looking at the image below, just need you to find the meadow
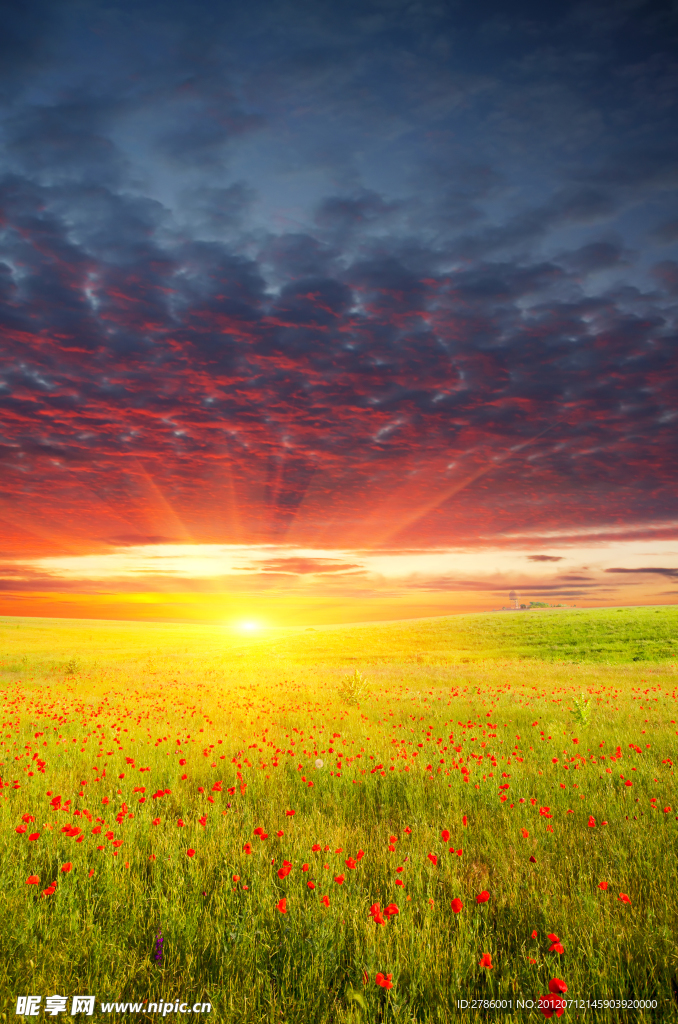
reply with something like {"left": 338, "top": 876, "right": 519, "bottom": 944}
{"left": 1, "top": 606, "right": 677, "bottom": 1023}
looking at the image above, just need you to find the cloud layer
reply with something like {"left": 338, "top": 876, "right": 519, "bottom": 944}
{"left": 0, "top": 0, "right": 677, "bottom": 619}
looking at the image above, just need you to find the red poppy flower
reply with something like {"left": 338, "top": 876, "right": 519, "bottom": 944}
{"left": 61, "top": 863, "right": 72, "bottom": 873}
{"left": 311, "top": 843, "right": 321, "bottom": 852}
{"left": 320, "top": 895, "right": 329, "bottom": 907}
{"left": 276, "top": 830, "right": 284, "bottom": 837}
{"left": 450, "top": 898, "right": 463, "bottom": 913}
{"left": 529, "top": 856, "right": 537, "bottom": 863}
{"left": 334, "top": 874, "right": 345, "bottom": 885}
{"left": 232, "top": 874, "right": 240, "bottom": 882}
{"left": 548, "top": 934, "right": 564, "bottom": 954}
{"left": 28, "top": 833, "right": 40, "bottom": 841}
{"left": 356, "top": 849, "right": 365, "bottom": 860}
{"left": 16, "top": 824, "right": 27, "bottom": 834}
{"left": 538, "top": 993, "right": 567, "bottom": 1018}
{"left": 152, "top": 818, "right": 160, "bottom": 826}
{"left": 285, "top": 810, "right": 295, "bottom": 816}
{"left": 598, "top": 881, "right": 608, "bottom": 890}
{"left": 26, "top": 875, "right": 39, "bottom": 885}
{"left": 588, "top": 816, "right": 596, "bottom": 827}
{"left": 384, "top": 903, "right": 399, "bottom": 918}
{"left": 427, "top": 853, "right": 437, "bottom": 866}
{"left": 276, "top": 898, "right": 287, "bottom": 914}
{"left": 186, "top": 849, "right": 195, "bottom": 858}
{"left": 404, "top": 826, "right": 412, "bottom": 834}
{"left": 462, "top": 815, "right": 467, "bottom": 826}
{"left": 618, "top": 892, "right": 631, "bottom": 904}
{"left": 278, "top": 862, "right": 292, "bottom": 880}
{"left": 302, "top": 863, "right": 309, "bottom": 872}
{"left": 549, "top": 979, "right": 568, "bottom": 994}
{"left": 476, "top": 890, "right": 490, "bottom": 904}
{"left": 479, "top": 953, "right": 493, "bottom": 969}
{"left": 441, "top": 829, "right": 450, "bottom": 841}
{"left": 307, "top": 881, "right": 316, "bottom": 889}
{"left": 521, "top": 828, "right": 529, "bottom": 838}
{"left": 531, "top": 930, "right": 538, "bottom": 939}
{"left": 22, "top": 814, "right": 36, "bottom": 823}
{"left": 345, "top": 857, "right": 356, "bottom": 869}
{"left": 177, "top": 819, "right": 185, "bottom": 827}
{"left": 243, "top": 842, "right": 252, "bottom": 854}
{"left": 375, "top": 973, "right": 393, "bottom": 989}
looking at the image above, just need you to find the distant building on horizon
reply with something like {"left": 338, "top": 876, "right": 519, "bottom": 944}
{"left": 509, "top": 590, "right": 520, "bottom": 610}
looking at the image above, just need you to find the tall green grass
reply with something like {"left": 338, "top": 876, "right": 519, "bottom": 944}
{"left": 0, "top": 609, "right": 677, "bottom": 1022}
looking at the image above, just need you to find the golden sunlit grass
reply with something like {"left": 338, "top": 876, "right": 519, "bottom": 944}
{"left": 0, "top": 608, "right": 676, "bottom": 1022}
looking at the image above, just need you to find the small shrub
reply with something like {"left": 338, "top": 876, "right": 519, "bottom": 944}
{"left": 570, "top": 692, "right": 591, "bottom": 726}
{"left": 338, "top": 669, "right": 369, "bottom": 707}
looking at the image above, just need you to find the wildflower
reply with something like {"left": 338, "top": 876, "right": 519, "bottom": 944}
{"left": 479, "top": 953, "right": 493, "bottom": 969}
{"left": 441, "top": 829, "right": 450, "bottom": 841}
{"left": 375, "top": 973, "right": 393, "bottom": 989}
{"left": 311, "top": 844, "right": 321, "bottom": 852}
{"left": 276, "top": 898, "right": 287, "bottom": 914}
{"left": 276, "top": 831, "right": 284, "bottom": 837}
{"left": 521, "top": 828, "right": 529, "bottom": 838}
{"left": 320, "top": 895, "right": 330, "bottom": 907}
{"left": 531, "top": 930, "right": 538, "bottom": 939}
{"left": 307, "top": 881, "right": 316, "bottom": 889}
{"left": 529, "top": 856, "right": 537, "bottom": 863}
{"left": 548, "top": 933, "right": 564, "bottom": 954}
{"left": 153, "top": 930, "right": 164, "bottom": 964}
{"left": 277, "top": 862, "right": 292, "bottom": 880}
{"left": 285, "top": 809, "right": 296, "bottom": 816}
{"left": 315, "top": 759, "right": 324, "bottom": 768}
{"left": 152, "top": 818, "right": 160, "bottom": 826}
{"left": 598, "top": 881, "right": 608, "bottom": 890}
{"left": 618, "top": 893, "right": 631, "bottom": 904}
{"left": 476, "top": 890, "right": 490, "bottom": 904}
{"left": 26, "top": 875, "right": 39, "bottom": 885}
{"left": 427, "top": 853, "right": 437, "bottom": 866}
{"left": 450, "top": 898, "right": 463, "bottom": 913}
{"left": 345, "top": 857, "right": 356, "bottom": 869}
{"left": 549, "top": 979, "right": 568, "bottom": 994}
{"left": 28, "top": 833, "right": 40, "bottom": 841}
{"left": 462, "top": 815, "right": 467, "bottom": 827}
{"left": 186, "top": 849, "right": 195, "bottom": 858}
{"left": 177, "top": 819, "right": 185, "bottom": 827}
{"left": 538, "top": 992, "right": 567, "bottom": 1018}
{"left": 588, "top": 816, "right": 596, "bottom": 827}
{"left": 384, "top": 903, "right": 399, "bottom": 918}
{"left": 302, "top": 863, "right": 310, "bottom": 872}
{"left": 61, "top": 863, "right": 72, "bottom": 873}
{"left": 232, "top": 874, "right": 240, "bottom": 882}
{"left": 243, "top": 842, "right": 252, "bottom": 854}
{"left": 334, "top": 874, "right": 345, "bottom": 885}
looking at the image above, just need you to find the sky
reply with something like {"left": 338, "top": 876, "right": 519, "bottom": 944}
{"left": 0, "top": 0, "right": 677, "bottom": 628}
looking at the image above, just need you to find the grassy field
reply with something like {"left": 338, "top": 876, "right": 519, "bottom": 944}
{"left": 0, "top": 606, "right": 677, "bottom": 1023}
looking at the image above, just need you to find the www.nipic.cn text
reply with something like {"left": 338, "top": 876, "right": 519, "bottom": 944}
{"left": 16, "top": 996, "right": 212, "bottom": 1016}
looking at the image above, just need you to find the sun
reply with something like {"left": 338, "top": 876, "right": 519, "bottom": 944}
{"left": 237, "top": 620, "right": 260, "bottom": 633}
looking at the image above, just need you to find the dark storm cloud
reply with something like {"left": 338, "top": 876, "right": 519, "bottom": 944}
{"left": 0, "top": 0, "right": 677, "bottom": 560}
